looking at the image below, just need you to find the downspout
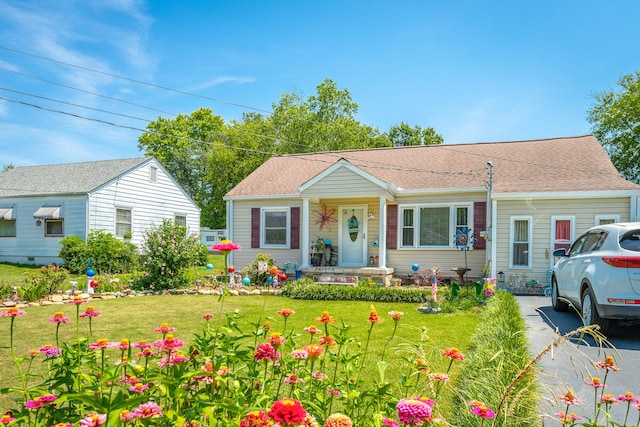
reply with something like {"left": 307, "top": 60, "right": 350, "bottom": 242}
{"left": 378, "top": 196, "right": 387, "bottom": 268}
{"left": 301, "top": 198, "right": 310, "bottom": 267}
{"left": 227, "top": 200, "right": 234, "bottom": 265}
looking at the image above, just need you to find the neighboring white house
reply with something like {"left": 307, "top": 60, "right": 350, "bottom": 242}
{"left": 0, "top": 157, "right": 200, "bottom": 265}
{"left": 200, "top": 227, "right": 227, "bottom": 248}
{"left": 223, "top": 135, "right": 640, "bottom": 286}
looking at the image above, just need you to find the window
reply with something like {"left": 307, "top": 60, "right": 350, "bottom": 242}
{"left": 552, "top": 217, "right": 574, "bottom": 252}
{"left": 0, "top": 219, "right": 16, "bottom": 237}
{"left": 262, "top": 208, "right": 289, "bottom": 247}
{"left": 175, "top": 215, "right": 187, "bottom": 227}
{"left": 45, "top": 219, "right": 64, "bottom": 237}
{"left": 510, "top": 217, "right": 531, "bottom": 268}
{"left": 595, "top": 215, "right": 619, "bottom": 225}
{"left": 150, "top": 166, "right": 157, "bottom": 182}
{"left": 400, "top": 204, "right": 471, "bottom": 248}
{"left": 115, "top": 208, "right": 132, "bottom": 237}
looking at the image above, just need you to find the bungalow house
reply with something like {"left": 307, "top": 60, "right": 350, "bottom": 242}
{"left": 224, "top": 135, "right": 640, "bottom": 287}
{"left": 0, "top": 157, "right": 200, "bottom": 265}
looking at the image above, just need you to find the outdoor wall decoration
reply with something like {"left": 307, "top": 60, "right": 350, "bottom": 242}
{"left": 313, "top": 204, "right": 337, "bottom": 231}
{"left": 348, "top": 209, "right": 359, "bottom": 242}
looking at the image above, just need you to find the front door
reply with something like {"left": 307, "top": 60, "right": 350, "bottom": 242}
{"left": 339, "top": 205, "right": 367, "bottom": 266}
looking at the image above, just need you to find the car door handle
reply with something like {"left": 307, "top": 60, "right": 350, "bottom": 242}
{"left": 583, "top": 260, "right": 591, "bottom": 264}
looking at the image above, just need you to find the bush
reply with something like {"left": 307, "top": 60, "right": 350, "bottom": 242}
{"left": 450, "top": 291, "right": 539, "bottom": 426}
{"left": 18, "top": 264, "right": 68, "bottom": 302}
{"left": 58, "top": 230, "right": 138, "bottom": 274}
{"left": 137, "top": 220, "right": 203, "bottom": 291}
{"left": 280, "top": 279, "right": 433, "bottom": 303}
{"left": 241, "top": 253, "right": 276, "bottom": 285}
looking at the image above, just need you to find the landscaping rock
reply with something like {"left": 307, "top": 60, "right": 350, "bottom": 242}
{"left": 2, "top": 301, "right": 16, "bottom": 307}
{"left": 49, "top": 295, "right": 64, "bottom": 303}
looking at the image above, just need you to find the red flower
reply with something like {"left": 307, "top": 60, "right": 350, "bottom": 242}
{"left": 268, "top": 399, "right": 307, "bottom": 425}
{"left": 239, "top": 410, "right": 270, "bottom": 427}
{"left": 268, "top": 332, "right": 286, "bottom": 348}
{"left": 442, "top": 347, "right": 465, "bottom": 361}
{"left": 368, "top": 306, "right": 383, "bottom": 323}
{"left": 212, "top": 240, "right": 241, "bottom": 254}
{"left": 254, "top": 343, "right": 278, "bottom": 362}
{"left": 277, "top": 309, "right": 295, "bottom": 318}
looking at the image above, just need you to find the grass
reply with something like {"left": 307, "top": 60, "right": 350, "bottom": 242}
{"left": 0, "top": 294, "right": 479, "bottom": 413}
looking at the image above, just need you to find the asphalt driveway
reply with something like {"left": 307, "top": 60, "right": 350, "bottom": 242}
{"left": 517, "top": 295, "right": 640, "bottom": 425}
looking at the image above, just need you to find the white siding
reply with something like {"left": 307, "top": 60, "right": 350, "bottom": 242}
{"left": 88, "top": 160, "right": 200, "bottom": 246}
{"left": 494, "top": 197, "right": 632, "bottom": 285}
{"left": 0, "top": 195, "right": 86, "bottom": 265}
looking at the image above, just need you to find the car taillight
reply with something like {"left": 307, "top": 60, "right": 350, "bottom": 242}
{"left": 602, "top": 256, "right": 640, "bottom": 268}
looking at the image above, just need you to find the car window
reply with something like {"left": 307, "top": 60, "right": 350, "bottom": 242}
{"left": 568, "top": 233, "right": 588, "bottom": 256}
{"left": 620, "top": 229, "right": 640, "bottom": 252}
{"left": 578, "top": 231, "right": 606, "bottom": 254}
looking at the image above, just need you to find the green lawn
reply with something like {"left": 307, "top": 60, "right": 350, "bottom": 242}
{"left": 0, "top": 294, "right": 479, "bottom": 412}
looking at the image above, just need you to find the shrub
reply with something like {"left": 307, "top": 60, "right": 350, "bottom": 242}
{"left": 280, "top": 279, "right": 433, "bottom": 303}
{"left": 137, "top": 220, "right": 203, "bottom": 291}
{"left": 450, "top": 291, "right": 539, "bottom": 426}
{"left": 241, "top": 253, "right": 276, "bottom": 285}
{"left": 17, "top": 264, "right": 68, "bottom": 302}
{"left": 58, "top": 230, "right": 138, "bottom": 274}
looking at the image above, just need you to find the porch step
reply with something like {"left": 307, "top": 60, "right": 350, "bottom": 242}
{"left": 314, "top": 274, "right": 359, "bottom": 286}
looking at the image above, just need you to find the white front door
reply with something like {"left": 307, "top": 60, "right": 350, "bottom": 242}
{"left": 339, "top": 205, "right": 368, "bottom": 266}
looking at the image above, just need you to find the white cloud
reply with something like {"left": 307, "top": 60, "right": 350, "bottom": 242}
{"left": 187, "top": 76, "right": 257, "bottom": 92}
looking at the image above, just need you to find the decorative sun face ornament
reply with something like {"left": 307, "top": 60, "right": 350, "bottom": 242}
{"left": 313, "top": 204, "right": 337, "bottom": 231}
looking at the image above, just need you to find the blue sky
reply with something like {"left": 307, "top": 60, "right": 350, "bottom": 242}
{"left": 1, "top": 1, "right": 639, "bottom": 166}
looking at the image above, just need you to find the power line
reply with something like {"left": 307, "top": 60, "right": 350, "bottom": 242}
{"left": 0, "top": 45, "right": 272, "bottom": 114}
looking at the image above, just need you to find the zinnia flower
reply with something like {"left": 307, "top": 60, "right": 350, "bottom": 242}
{"left": 79, "top": 306, "right": 101, "bottom": 318}
{"left": 368, "top": 306, "right": 383, "bottom": 323}
{"left": 304, "top": 325, "right": 321, "bottom": 334}
{"left": 129, "top": 383, "right": 150, "bottom": 393}
{"left": 618, "top": 391, "right": 640, "bottom": 403}
{"left": 68, "top": 295, "right": 88, "bottom": 305}
{"left": 284, "top": 374, "right": 303, "bottom": 384}
{"left": 323, "top": 413, "right": 352, "bottom": 427}
{"left": 319, "top": 335, "right": 336, "bottom": 346}
{"left": 291, "top": 349, "right": 308, "bottom": 359}
{"left": 442, "top": 347, "right": 465, "bottom": 361}
{"left": 254, "top": 343, "right": 278, "bottom": 362}
{"left": 388, "top": 311, "right": 404, "bottom": 321}
{"left": 381, "top": 418, "right": 399, "bottom": 427}
{"left": 1, "top": 307, "right": 26, "bottom": 316}
{"left": 133, "top": 402, "right": 162, "bottom": 418}
{"left": 39, "top": 344, "right": 61, "bottom": 357}
{"left": 556, "top": 411, "right": 582, "bottom": 424}
{"left": 396, "top": 398, "right": 433, "bottom": 425}
{"left": 316, "top": 311, "right": 336, "bottom": 324}
{"left": 277, "top": 309, "right": 295, "bottom": 317}
{"left": 239, "top": 410, "right": 270, "bottom": 427}
{"left": 51, "top": 424, "right": 73, "bottom": 427}
{"left": 154, "top": 322, "right": 176, "bottom": 333}
{"left": 120, "top": 410, "right": 137, "bottom": 422}
{"left": 558, "top": 390, "right": 582, "bottom": 405}
{"left": 471, "top": 404, "right": 496, "bottom": 419}
{"left": 212, "top": 240, "right": 241, "bottom": 254}
{"left": 585, "top": 377, "right": 606, "bottom": 388}
{"left": 202, "top": 313, "right": 213, "bottom": 320}
{"left": 304, "top": 344, "right": 324, "bottom": 360}
{"left": 268, "top": 398, "right": 307, "bottom": 425}
{"left": 596, "top": 355, "right": 620, "bottom": 372}
{"left": 49, "top": 312, "right": 69, "bottom": 323}
{"left": 1, "top": 414, "right": 15, "bottom": 425}
{"left": 79, "top": 413, "right": 107, "bottom": 427}
{"left": 153, "top": 334, "right": 184, "bottom": 350}
{"left": 268, "top": 332, "right": 286, "bottom": 347}
{"left": 601, "top": 394, "right": 619, "bottom": 405}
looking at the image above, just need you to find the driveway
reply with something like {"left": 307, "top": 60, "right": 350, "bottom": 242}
{"left": 517, "top": 295, "right": 640, "bottom": 425}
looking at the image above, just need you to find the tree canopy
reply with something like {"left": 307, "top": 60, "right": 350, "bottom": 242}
{"left": 138, "top": 78, "right": 443, "bottom": 227}
{"left": 588, "top": 71, "right": 640, "bottom": 182}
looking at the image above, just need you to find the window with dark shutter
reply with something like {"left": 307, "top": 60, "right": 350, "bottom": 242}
{"left": 290, "top": 207, "right": 300, "bottom": 249}
{"left": 386, "top": 205, "right": 398, "bottom": 250}
{"left": 474, "top": 202, "right": 486, "bottom": 249}
{"left": 251, "top": 208, "right": 260, "bottom": 248}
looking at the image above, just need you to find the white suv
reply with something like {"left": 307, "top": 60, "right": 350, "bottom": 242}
{"left": 551, "top": 222, "right": 640, "bottom": 333}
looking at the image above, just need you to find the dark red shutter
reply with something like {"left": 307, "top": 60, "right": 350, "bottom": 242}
{"left": 386, "top": 204, "right": 398, "bottom": 250}
{"left": 251, "top": 208, "right": 260, "bottom": 248}
{"left": 474, "top": 201, "right": 487, "bottom": 250}
{"left": 290, "top": 207, "right": 300, "bottom": 249}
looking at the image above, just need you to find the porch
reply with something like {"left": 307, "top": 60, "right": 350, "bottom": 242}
{"left": 300, "top": 266, "right": 395, "bottom": 287}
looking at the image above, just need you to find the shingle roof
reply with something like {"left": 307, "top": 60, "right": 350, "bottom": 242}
{"left": 0, "top": 157, "right": 152, "bottom": 197}
{"left": 226, "top": 135, "right": 640, "bottom": 198}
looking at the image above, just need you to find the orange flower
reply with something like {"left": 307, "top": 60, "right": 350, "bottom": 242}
{"left": 304, "top": 344, "right": 324, "bottom": 360}
{"left": 596, "top": 355, "right": 620, "bottom": 372}
{"left": 388, "top": 311, "right": 404, "bottom": 321}
{"left": 323, "top": 413, "right": 353, "bottom": 427}
{"left": 319, "top": 335, "right": 336, "bottom": 346}
{"left": 304, "top": 325, "right": 321, "bottom": 334}
{"left": 316, "top": 311, "right": 336, "bottom": 324}
{"left": 368, "top": 305, "right": 383, "bottom": 323}
{"left": 268, "top": 332, "right": 286, "bottom": 348}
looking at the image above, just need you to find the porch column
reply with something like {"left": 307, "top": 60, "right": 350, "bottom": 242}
{"left": 378, "top": 196, "right": 387, "bottom": 268}
{"left": 301, "top": 198, "right": 310, "bottom": 268}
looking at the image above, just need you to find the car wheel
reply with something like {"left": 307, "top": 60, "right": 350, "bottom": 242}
{"left": 581, "top": 287, "right": 611, "bottom": 333}
{"left": 551, "top": 276, "right": 569, "bottom": 312}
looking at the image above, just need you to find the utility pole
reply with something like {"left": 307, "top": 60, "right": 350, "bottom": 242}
{"left": 485, "top": 161, "right": 494, "bottom": 271}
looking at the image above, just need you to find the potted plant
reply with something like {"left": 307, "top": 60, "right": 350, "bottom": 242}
{"left": 310, "top": 237, "right": 325, "bottom": 266}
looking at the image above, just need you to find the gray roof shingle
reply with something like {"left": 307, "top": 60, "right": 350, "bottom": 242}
{"left": 0, "top": 157, "right": 152, "bottom": 197}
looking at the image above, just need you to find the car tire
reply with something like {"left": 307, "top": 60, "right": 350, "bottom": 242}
{"left": 551, "top": 276, "right": 569, "bottom": 312}
{"left": 581, "top": 287, "right": 611, "bottom": 333}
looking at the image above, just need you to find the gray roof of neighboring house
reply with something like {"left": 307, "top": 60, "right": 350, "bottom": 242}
{"left": 226, "top": 135, "right": 640, "bottom": 198}
{"left": 0, "top": 157, "right": 152, "bottom": 198}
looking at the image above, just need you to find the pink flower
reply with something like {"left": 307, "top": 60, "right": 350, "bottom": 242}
{"left": 442, "top": 347, "right": 464, "bottom": 361}
{"left": 154, "top": 323, "right": 176, "bottom": 334}
{"left": 556, "top": 411, "right": 582, "bottom": 424}
{"left": 212, "top": 240, "right": 241, "bottom": 254}
{"left": 133, "top": 402, "right": 162, "bottom": 419}
{"left": 291, "top": 349, "right": 308, "bottom": 359}
{"left": 153, "top": 334, "right": 184, "bottom": 351}
{"left": 618, "top": 391, "right": 640, "bottom": 403}
{"left": 202, "top": 313, "right": 213, "bottom": 320}
{"left": 79, "top": 413, "right": 107, "bottom": 427}
{"left": 1, "top": 414, "right": 15, "bottom": 425}
{"left": 39, "top": 344, "right": 61, "bottom": 357}
{"left": 129, "top": 383, "right": 150, "bottom": 393}
{"left": 277, "top": 309, "right": 295, "bottom": 318}
{"left": 430, "top": 373, "right": 449, "bottom": 382}
{"left": 0, "top": 307, "right": 26, "bottom": 316}
{"left": 471, "top": 404, "right": 496, "bottom": 419}
{"left": 327, "top": 388, "right": 340, "bottom": 396}
{"left": 388, "top": 311, "right": 404, "bottom": 321}
{"left": 254, "top": 343, "right": 278, "bottom": 362}
{"left": 601, "top": 394, "right": 619, "bottom": 405}
{"left": 557, "top": 390, "right": 582, "bottom": 405}
{"left": 133, "top": 340, "right": 151, "bottom": 349}
{"left": 596, "top": 355, "right": 620, "bottom": 372}
{"left": 381, "top": 418, "right": 399, "bottom": 427}
{"left": 68, "top": 295, "right": 88, "bottom": 305}
{"left": 268, "top": 332, "right": 286, "bottom": 348}
{"left": 312, "top": 371, "right": 326, "bottom": 380}
{"left": 585, "top": 377, "right": 606, "bottom": 389}
{"left": 120, "top": 410, "right": 137, "bottom": 422}
{"left": 284, "top": 374, "right": 303, "bottom": 384}
{"left": 79, "top": 306, "right": 101, "bottom": 318}
{"left": 396, "top": 398, "right": 433, "bottom": 425}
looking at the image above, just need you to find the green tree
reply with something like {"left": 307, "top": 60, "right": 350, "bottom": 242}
{"left": 58, "top": 230, "right": 138, "bottom": 274}
{"left": 388, "top": 122, "right": 444, "bottom": 146}
{"left": 2, "top": 163, "right": 15, "bottom": 172}
{"left": 137, "top": 220, "right": 203, "bottom": 291}
{"left": 587, "top": 71, "right": 640, "bottom": 182}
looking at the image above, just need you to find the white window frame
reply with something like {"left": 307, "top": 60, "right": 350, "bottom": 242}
{"left": 510, "top": 216, "right": 532, "bottom": 269}
{"left": 115, "top": 208, "right": 132, "bottom": 237}
{"left": 398, "top": 203, "right": 472, "bottom": 249}
{"left": 174, "top": 214, "right": 187, "bottom": 227}
{"left": 595, "top": 214, "right": 620, "bottom": 225}
{"left": 45, "top": 219, "right": 64, "bottom": 237}
{"left": 551, "top": 215, "right": 575, "bottom": 248}
{"left": 261, "top": 207, "right": 290, "bottom": 248}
